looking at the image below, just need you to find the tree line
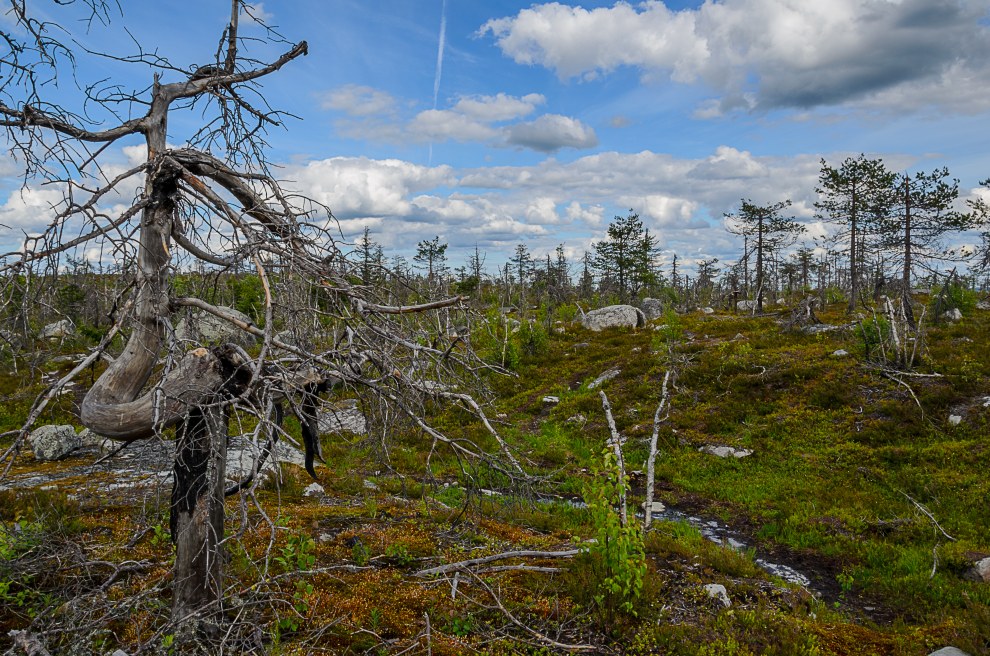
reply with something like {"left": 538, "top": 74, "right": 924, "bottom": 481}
{"left": 342, "top": 156, "right": 988, "bottom": 321}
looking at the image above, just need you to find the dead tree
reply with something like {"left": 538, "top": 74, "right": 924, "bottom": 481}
{"left": 1, "top": 1, "right": 515, "bottom": 646}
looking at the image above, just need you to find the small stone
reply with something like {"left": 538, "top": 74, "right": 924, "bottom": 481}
{"left": 566, "top": 414, "right": 586, "bottom": 424}
{"left": 631, "top": 347, "right": 642, "bottom": 353}
{"left": 29, "top": 425, "right": 81, "bottom": 461}
{"left": 732, "top": 333, "right": 746, "bottom": 341}
{"left": 703, "top": 583, "right": 731, "bottom": 608}
{"left": 553, "top": 327, "right": 566, "bottom": 334}
{"left": 542, "top": 395, "right": 560, "bottom": 405}
{"left": 701, "top": 307, "right": 715, "bottom": 314}
{"left": 832, "top": 349, "right": 849, "bottom": 358}
{"left": 110, "top": 650, "right": 131, "bottom": 656}
{"left": 976, "top": 300, "right": 990, "bottom": 311}
{"left": 927, "top": 648, "right": 972, "bottom": 656}
{"left": 302, "top": 482, "right": 325, "bottom": 497}
{"left": 948, "top": 415, "right": 963, "bottom": 426}
{"left": 573, "top": 342, "right": 590, "bottom": 350}
{"left": 700, "top": 445, "right": 753, "bottom": 459}
{"left": 362, "top": 479, "right": 378, "bottom": 490}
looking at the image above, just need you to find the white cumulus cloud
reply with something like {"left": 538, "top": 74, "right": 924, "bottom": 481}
{"left": 481, "top": 0, "right": 990, "bottom": 115}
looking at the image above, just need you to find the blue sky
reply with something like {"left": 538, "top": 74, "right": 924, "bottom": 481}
{"left": 3, "top": 0, "right": 990, "bottom": 273}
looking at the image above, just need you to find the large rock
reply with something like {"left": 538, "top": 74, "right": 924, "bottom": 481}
{"left": 29, "top": 425, "right": 81, "bottom": 461}
{"left": 39, "top": 319, "right": 74, "bottom": 339}
{"left": 964, "top": 557, "right": 990, "bottom": 583}
{"left": 942, "top": 308, "right": 963, "bottom": 322}
{"left": 226, "top": 434, "right": 308, "bottom": 481}
{"left": 175, "top": 306, "right": 257, "bottom": 345}
{"left": 318, "top": 400, "right": 368, "bottom": 435}
{"left": 737, "top": 300, "right": 758, "bottom": 312}
{"left": 580, "top": 305, "right": 646, "bottom": 331}
{"left": 640, "top": 298, "right": 665, "bottom": 321}
{"left": 928, "top": 648, "right": 971, "bottom": 656}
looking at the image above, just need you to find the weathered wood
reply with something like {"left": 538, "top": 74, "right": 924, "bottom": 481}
{"left": 171, "top": 399, "right": 229, "bottom": 639}
{"left": 415, "top": 549, "right": 579, "bottom": 578}
{"left": 80, "top": 347, "right": 225, "bottom": 441}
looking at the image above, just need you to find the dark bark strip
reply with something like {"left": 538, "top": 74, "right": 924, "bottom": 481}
{"left": 171, "top": 398, "right": 229, "bottom": 638}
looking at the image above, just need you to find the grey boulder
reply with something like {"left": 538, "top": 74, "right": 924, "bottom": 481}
{"left": 700, "top": 445, "right": 752, "bottom": 459}
{"left": 942, "top": 308, "right": 963, "bottom": 322}
{"left": 318, "top": 400, "right": 368, "bottom": 435}
{"left": 640, "top": 298, "right": 665, "bottom": 321}
{"left": 580, "top": 305, "right": 646, "bottom": 331}
{"left": 29, "top": 425, "right": 81, "bottom": 461}
{"left": 39, "top": 319, "right": 75, "bottom": 339}
{"left": 176, "top": 306, "right": 256, "bottom": 345}
{"left": 964, "top": 557, "right": 990, "bottom": 583}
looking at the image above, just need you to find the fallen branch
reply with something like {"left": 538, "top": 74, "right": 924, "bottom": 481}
{"left": 415, "top": 549, "right": 579, "bottom": 578}
{"left": 899, "top": 490, "right": 955, "bottom": 542}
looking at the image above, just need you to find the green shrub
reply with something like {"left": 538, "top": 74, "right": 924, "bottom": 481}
{"left": 580, "top": 446, "right": 647, "bottom": 624}
{"left": 930, "top": 280, "right": 978, "bottom": 315}
{"left": 517, "top": 319, "right": 549, "bottom": 358}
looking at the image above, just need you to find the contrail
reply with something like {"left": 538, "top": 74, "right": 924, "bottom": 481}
{"left": 429, "top": 0, "right": 447, "bottom": 164}
{"left": 433, "top": 0, "right": 447, "bottom": 110}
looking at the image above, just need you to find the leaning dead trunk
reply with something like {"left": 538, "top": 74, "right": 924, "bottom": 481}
{"left": 170, "top": 398, "right": 229, "bottom": 643}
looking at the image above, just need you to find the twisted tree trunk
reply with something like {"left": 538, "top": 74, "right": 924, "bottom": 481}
{"left": 171, "top": 399, "right": 229, "bottom": 644}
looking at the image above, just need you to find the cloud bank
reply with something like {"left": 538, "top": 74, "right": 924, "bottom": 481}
{"left": 480, "top": 0, "right": 990, "bottom": 115}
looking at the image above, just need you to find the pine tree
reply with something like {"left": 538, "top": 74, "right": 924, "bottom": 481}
{"left": 593, "top": 211, "right": 658, "bottom": 303}
{"left": 815, "top": 156, "right": 897, "bottom": 312}
{"left": 413, "top": 236, "right": 448, "bottom": 292}
{"left": 725, "top": 199, "right": 805, "bottom": 312}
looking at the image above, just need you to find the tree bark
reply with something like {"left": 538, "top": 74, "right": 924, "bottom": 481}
{"left": 171, "top": 398, "right": 229, "bottom": 643}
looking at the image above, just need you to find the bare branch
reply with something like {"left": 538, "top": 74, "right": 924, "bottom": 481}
{"left": 415, "top": 549, "right": 579, "bottom": 578}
